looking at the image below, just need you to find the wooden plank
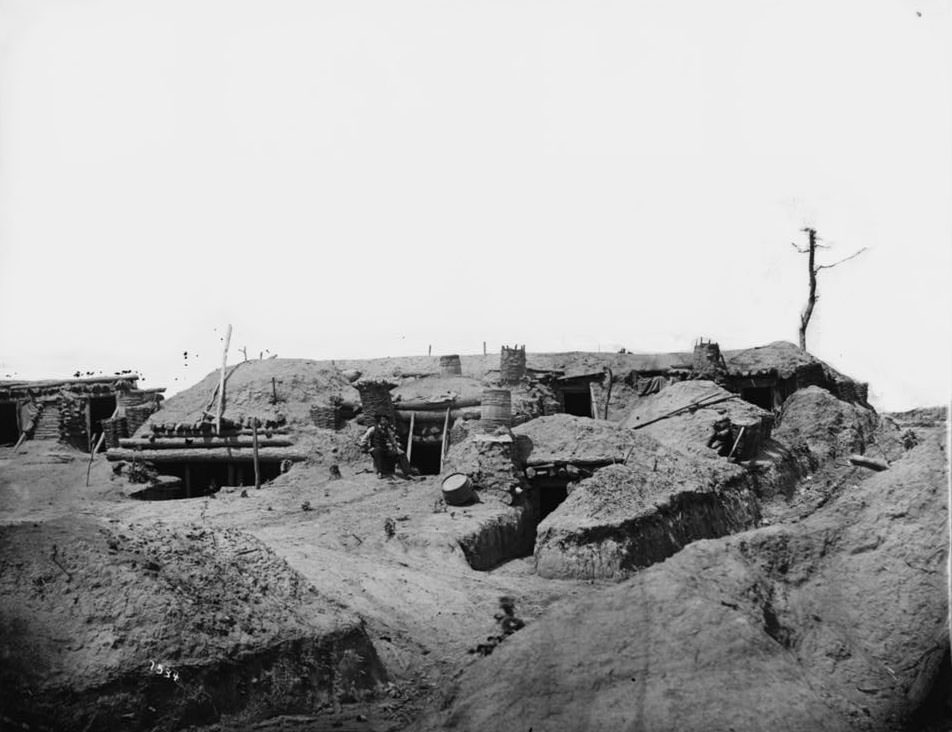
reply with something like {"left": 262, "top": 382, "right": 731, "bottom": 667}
{"left": 406, "top": 411, "right": 415, "bottom": 462}
{"left": 215, "top": 324, "right": 233, "bottom": 434}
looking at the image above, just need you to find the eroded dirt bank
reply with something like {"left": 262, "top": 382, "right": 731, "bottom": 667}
{"left": 413, "top": 432, "right": 949, "bottom": 732}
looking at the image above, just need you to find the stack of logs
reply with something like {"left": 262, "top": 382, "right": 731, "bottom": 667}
{"left": 101, "top": 417, "right": 129, "bottom": 449}
{"left": 58, "top": 394, "right": 88, "bottom": 448}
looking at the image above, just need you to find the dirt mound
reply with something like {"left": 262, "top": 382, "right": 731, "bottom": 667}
{"left": 415, "top": 431, "right": 949, "bottom": 732}
{"left": 143, "top": 359, "right": 358, "bottom": 435}
{"left": 512, "top": 414, "right": 639, "bottom": 465}
{"left": 534, "top": 435, "right": 756, "bottom": 579}
{"left": 0, "top": 516, "right": 384, "bottom": 731}
{"left": 623, "top": 380, "right": 772, "bottom": 459}
{"left": 773, "top": 386, "right": 882, "bottom": 469}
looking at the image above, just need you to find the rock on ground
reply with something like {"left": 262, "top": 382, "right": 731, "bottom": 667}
{"left": 419, "top": 431, "right": 948, "bottom": 732}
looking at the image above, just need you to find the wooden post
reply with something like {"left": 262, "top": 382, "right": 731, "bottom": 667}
{"left": 85, "top": 433, "right": 104, "bottom": 486}
{"left": 271, "top": 377, "right": 277, "bottom": 403}
{"left": 439, "top": 407, "right": 450, "bottom": 474}
{"left": 216, "top": 324, "right": 232, "bottom": 434}
{"left": 483, "top": 341, "right": 486, "bottom": 355}
{"left": 252, "top": 419, "right": 261, "bottom": 490}
{"left": 406, "top": 411, "right": 415, "bottom": 462}
{"left": 603, "top": 367, "right": 613, "bottom": 420}
{"left": 589, "top": 383, "right": 599, "bottom": 420}
{"left": 428, "top": 345, "right": 432, "bottom": 356}
{"left": 85, "top": 401, "right": 93, "bottom": 451}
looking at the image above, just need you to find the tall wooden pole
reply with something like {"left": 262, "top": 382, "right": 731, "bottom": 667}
{"left": 252, "top": 419, "right": 261, "bottom": 490}
{"left": 215, "top": 324, "right": 232, "bottom": 434}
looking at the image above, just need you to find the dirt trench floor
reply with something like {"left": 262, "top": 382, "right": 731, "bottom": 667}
{"left": 0, "top": 443, "right": 595, "bottom": 731}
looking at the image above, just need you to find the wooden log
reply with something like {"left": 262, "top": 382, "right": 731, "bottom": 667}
{"left": 395, "top": 409, "right": 481, "bottom": 423}
{"left": 119, "top": 437, "right": 294, "bottom": 449}
{"left": 105, "top": 447, "right": 307, "bottom": 462}
{"left": 849, "top": 454, "right": 889, "bottom": 471}
{"left": 216, "top": 324, "right": 232, "bottom": 434}
{"left": 391, "top": 398, "right": 481, "bottom": 411}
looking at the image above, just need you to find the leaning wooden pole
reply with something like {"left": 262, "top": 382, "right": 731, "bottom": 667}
{"left": 215, "top": 324, "right": 233, "bottom": 434}
{"left": 439, "top": 407, "right": 450, "bottom": 474}
{"left": 406, "top": 411, "right": 415, "bottom": 463}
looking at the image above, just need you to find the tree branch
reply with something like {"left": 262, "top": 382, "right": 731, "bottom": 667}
{"left": 816, "top": 247, "right": 868, "bottom": 271}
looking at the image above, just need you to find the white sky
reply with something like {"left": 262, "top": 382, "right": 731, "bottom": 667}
{"left": 1, "top": 0, "right": 950, "bottom": 411}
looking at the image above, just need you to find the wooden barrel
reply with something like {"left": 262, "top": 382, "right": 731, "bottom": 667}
{"left": 481, "top": 389, "right": 511, "bottom": 429}
{"left": 439, "top": 355, "right": 462, "bottom": 376}
{"left": 442, "top": 473, "right": 474, "bottom": 506}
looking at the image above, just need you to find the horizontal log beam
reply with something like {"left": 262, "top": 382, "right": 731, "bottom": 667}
{"left": 396, "top": 409, "right": 480, "bottom": 423}
{"left": 119, "top": 437, "right": 294, "bottom": 450}
{"left": 106, "top": 447, "right": 307, "bottom": 463}
{"left": 391, "top": 397, "right": 481, "bottom": 411}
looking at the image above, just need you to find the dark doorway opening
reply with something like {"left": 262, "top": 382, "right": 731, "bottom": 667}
{"left": 155, "top": 460, "right": 283, "bottom": 497}
{"left": 740, "top": 387, "right": 774, "bottom": 411}
{"left": 89, "top": 396, "right": 117, "bottom": 447}
{"left": 0, "top": 403, "right": 19, "bottom": 445}
{"left": 529, "top": 476, "right": 571, "bottom": 520}
{"left": 410, "top": 441, "right": 442, "bottom": 475}
{"left": 562, "top": 390, "right": 592, "bottom": 417}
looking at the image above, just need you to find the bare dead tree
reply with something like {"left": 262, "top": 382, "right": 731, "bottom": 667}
{"left": 792, "top": 228, "right": 867, "bottom": 351}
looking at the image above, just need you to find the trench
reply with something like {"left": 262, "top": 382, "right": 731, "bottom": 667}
{"left": 3, "top": 628, "right": 386, "bottom": 732}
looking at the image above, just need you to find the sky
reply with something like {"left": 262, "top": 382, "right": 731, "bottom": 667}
{"left": 0, "top": 0, "right": 950, "bottom": 411}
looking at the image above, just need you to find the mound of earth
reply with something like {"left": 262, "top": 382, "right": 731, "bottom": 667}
{"left": 392, "top": 375, "right": 486, "bottom": 404}
{"left": 773, "top": 386, "right": 885, "bottom": 471}
{"left": 512, "top": 414, "right": 639, "bottom": 466}
{"left": 534, "top": 433, "right": 757, "bottom": 580}
{"left": 443, "top": 431, "right": 526, "bottom": 504}
{"left": 623, "top": 380, "right": 772, "bottom": 460}
{"left": 142, "top": 359, "right": 358, "bottom": 435}
{"left": 415, "top": 431, "right": 948, "bottom": 732}
{"left": 0, "top": 517, "right": 384, "bottom": 731}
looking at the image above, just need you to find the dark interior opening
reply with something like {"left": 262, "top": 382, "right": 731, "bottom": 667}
{"left": 410, "top": 441, "right": 442, "bottom": 475}
{"left": 152, "top": 460, "right": 283, "bottom": 498}
{"left": 530, "top": 476, "right": 571, "bottom": 520}
{"left": 89, "top": 396, "right": 117, "bottom": 448}
{"left": 562, "top": 389, "right": 592, "bottom": 418}
{"left": 907, "top": 648, "right": 952, "bottom": 730}
{"left": 0, "top": 403, "right": 19, "bottom": 445}
{"left": 740, "top": 386, "right": 774, "bottom": 411}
